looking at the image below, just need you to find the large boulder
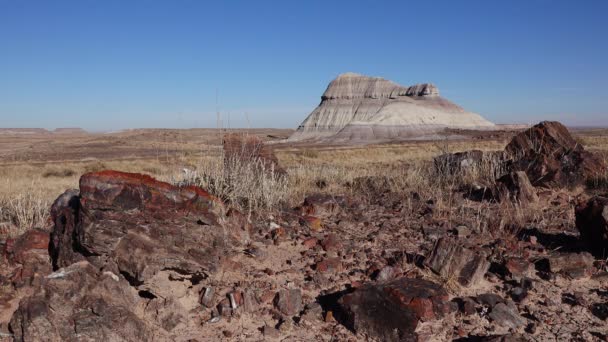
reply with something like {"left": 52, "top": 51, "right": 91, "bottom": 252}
{"left": 50, "top": 171, "right": 227, "bottom": 280}
{"left": 576, "top": 196, "right": 608, "bottom": 257}
{"left": 338, "top": 278, "right": 451, "bottom": 342}
{"left": 15, "top": 170, "right": 244, "bottom": 339}
{"left": 9, "top": 261, "right": 158, "bottom": 341}
{"left": 505, "top": 121, "right": 605, "bottom": 187}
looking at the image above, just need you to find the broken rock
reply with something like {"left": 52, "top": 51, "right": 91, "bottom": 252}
{"left": 505, "top": 121, "right": 605, "bottom": 187}
{"left": 338, "top": 278, "right": 450, "bottom": 342}
{"left": 575, "top": 195, "right": 608, "bottom": 257}
{"left": 274, "top": 289, "right": 302, "bottom": 316}
{"left": 496, "top": 171, "right": 538, "bottom": 205}
{"left": 425, "top": 237, "right": 490, "bottom": 287}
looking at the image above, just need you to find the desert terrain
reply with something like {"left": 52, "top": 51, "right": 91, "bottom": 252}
{"left": 1, "top": 123, "right": 608, "bottom": 341}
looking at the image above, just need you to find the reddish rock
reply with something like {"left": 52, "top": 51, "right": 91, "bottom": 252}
{"left": 505, "top": 121, "right": 605, "bottom": 187}
{"left": 299, "top": 215, "right": 323, "bottom": 232}
{"left": 50, "top": 171, "right": 230, "bottom": 279}
{"left": 300, "top": 194, "right": 349, "bottom": 217}
{"left": 302, "top": 237, "right": 318, "bottom": 249}
{"left": 274, "top": 289, "right": 302, "bottom": 316}
{"left": 576, "top": 195, "right": 608, "bottom": 257}
{"left": 425, "top": 237, "right": 490, "bottom": 287}
{"left": 504, "top": 257, "right": 533, "bottom": 281}
{"left": 315, "top": 257, "right": 343, "bottom": 273}
{"left": 4, "top": 228, "right": 49, "bottom": 264}
{"left": 79, "top": 170, "right": 221, "bottom": 215}
{"left": 320, "top": 233, "right": 343, "bottom": 252}
{"left": 4, "top": 229, "right": 51, "bottom": 289}
{"left": 338, "top": 278, "right": 450, "bottom": 342}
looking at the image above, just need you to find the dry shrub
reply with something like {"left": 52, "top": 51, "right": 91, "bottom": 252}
{"left": 42, "top": 167, "right": 76, "bottom": 178}
{"left": 84, "top": 161, "right": 107, "bottom": 173}
{"left": 0, "top": 192, "right": 50, "bottom": 238}
{"left": 177, "top": 134, "right": 289, "bottom": 212}
{"left": 301, "top": 149, "right": 319, "bottom": 159}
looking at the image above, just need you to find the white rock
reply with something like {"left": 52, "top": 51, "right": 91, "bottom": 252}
{"left": 290, "top": 72, "right": 495, "bottom": 143}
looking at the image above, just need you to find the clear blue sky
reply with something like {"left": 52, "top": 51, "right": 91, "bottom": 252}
{"left": 1, "top": 0, "right": 607, "bottom": 131}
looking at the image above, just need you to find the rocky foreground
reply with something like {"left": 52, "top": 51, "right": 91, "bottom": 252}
{"left": 2, "top": 122, "right": 608, "bottom": 341}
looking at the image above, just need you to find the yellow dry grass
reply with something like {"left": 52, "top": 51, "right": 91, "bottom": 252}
{"left": 1, "top": 130, "right": 607, "bottom": 238}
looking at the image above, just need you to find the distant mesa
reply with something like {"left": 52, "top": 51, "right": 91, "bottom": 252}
{"left": 289, "top": 72, "right": 495, "bottom": 142}
{"left": 0, "top": 127, "right": 88, "bottom": 135}
{"left": 0, "top": 128, "right": 49, "bottom": 135}
{"left": 53, "top": 127, "right": 88, "bottom": 134}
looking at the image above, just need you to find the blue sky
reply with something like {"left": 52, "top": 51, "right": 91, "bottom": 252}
{"left": 1, "top": 0, "right": 607, "bottom": 131}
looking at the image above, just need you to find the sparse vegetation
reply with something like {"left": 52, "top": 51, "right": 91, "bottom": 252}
{"left": 1, "top": 129, "right": 607, "bottom": 238}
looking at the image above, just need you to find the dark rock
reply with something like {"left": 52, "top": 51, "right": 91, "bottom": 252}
{"left": 9, "top": 261, "right": 155, "bottom": 341}
{"left": 496, "top": 171, "right": 538, "bottom": 205}
{"left": 505, "top": 121, "right": 606, "bottom": 187}
{"left": 545, "top": 252, "right": 594, "bottom": 279}
{"left": 590, "top": 301, "right": 608, "bottom": 320}
{"left": 300, "top": 194, "right": 349, "bottom": 218}
{"left": 476, "top": 293, "right": 505, "bottom": 308}
{"left": 576, "top": 195, "right": 608, "bottom": 257}
{"left": 425, "top": 237, "right": 490, "bottom": 287}
{"left": 51, "top": 170, "right": 228, "bottom": 282}
{"left": 454, "top": 297, "right": 477, "bottom": 316}
{"left": 274, "top": 289, "right": 302, "bottom": 316}
{"left": 510, "top": 287, "right": 527, "bottom": 302}
{"left": 338, "top": 278, "right": 450, "bottom": 342}
{"left": 434, "top": 150, "right": 485, "bottom": 175}
{"left": 488, "top": 302, "right": 526, "bottom": 329}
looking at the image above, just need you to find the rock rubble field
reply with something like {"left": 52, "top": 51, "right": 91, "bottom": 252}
{"left": 1, "top": 121, "right": 608, "bottom": 341}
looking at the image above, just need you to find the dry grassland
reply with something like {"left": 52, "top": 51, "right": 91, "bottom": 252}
{"left": 1, "top": 129, "right": 607, "bottom": 238}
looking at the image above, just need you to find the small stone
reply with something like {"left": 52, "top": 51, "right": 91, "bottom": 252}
{"left": 200, "top": 287, "right": 215, "bottom": 308}
{"left": 301, "top": 302, "right": 323, "bottom": 322}
{"left": 476, "top": 293, "right": 505, "bottom": 308}
{"left": 455, "top": 225, "right": 471, "bottom": 237}
{"left": 320, "top": 234, "right": 343, "bottom": 252}
{"left": 325, "top": 310, "right": 336, "bottom": 323}
{"left": 504, "top": 257, "right": 533, "bottom": 281}
{"left": 274, "top": 289, "right": 302, "bottom": 316}
{"left": 375, "top": 266, "right": 395, "bottom": 282}
{"left": 302, "top": 237, "right": 318, "bottom": 249}
{"left": 488, "top": 303, "right": 526, "bottom": 329}
{"left": 315, "top": 257, "right": 343, "bottom": 273}
{"left": 299, "top": 216, "right": 323, "bottom": 232}
{"left": 510, "top": 287, "right": 527, "bottom": 302}
{"left": 217, "top": 298, "right": 232, "bottom": 317}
